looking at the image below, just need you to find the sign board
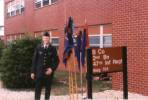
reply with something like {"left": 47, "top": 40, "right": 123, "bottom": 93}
{"left": 91, "top": 47, "right": 123, "bottom": 73}
{"left": 86, "top": 47, "right": 128, "bottom": 99}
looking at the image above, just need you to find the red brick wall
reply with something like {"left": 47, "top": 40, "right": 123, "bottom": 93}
{"left": 4, "top": 0, "right": 113, "bottom": 70}
{"left": 4, "top": 0, "right": 112, "bottom": 33}
{"left": 112, "top": 0, "right": 148, "bottom": 95}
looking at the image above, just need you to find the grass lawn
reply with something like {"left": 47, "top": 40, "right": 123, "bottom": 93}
{"left": 51, "top": 71, "right": 112, "bottom": 95}
{"left": 0, "top": 71, "right": 111, "bottom": 96}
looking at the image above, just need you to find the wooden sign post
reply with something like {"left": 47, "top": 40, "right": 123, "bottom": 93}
{"left": 86, "top": 46, "right": 128, "bottom": 99}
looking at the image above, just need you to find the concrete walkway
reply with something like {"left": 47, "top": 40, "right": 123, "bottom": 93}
{"left": 0, "top": 88, "right": 148, "bottom": 100}
{"left": 0, "top": 81, "right": 148, "bottom": 100}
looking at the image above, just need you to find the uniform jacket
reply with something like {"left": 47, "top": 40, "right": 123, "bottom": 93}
{"left": 31, "top": 43, "right": 59, "bottom": 78}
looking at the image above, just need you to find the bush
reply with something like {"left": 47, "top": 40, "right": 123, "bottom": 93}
{"left": 0, "top": 39, "right": 5, "bottom": 79}
{"left": 0, "top": 37, "right": 41, "bottom": 89}
{"left": 0, "top": 39, "right": 5, "bottom": 58}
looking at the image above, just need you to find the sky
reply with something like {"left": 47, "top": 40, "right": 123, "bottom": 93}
{"left": 0, "top": 0, "right": 4, "bottom": 35}
{"left": 0, "top": 0, "right": 4, "bottom": 26}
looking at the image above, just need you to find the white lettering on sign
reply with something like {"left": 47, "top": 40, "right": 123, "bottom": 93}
{"left": 103, "top": 54, "right": 110, "bottom": 60}
{"left": 93, "top": 56, "right": 101, "bottom": 59}
{"left": 93, "top": 61, "right": 103, "bottom": 66}
{"left": 93, "top": 60, "right": 97, "bottom": 66}
{"left": 102, "top": 67, "right": 109, "bottom": 72}
{"left": 105, "top": 60, "right": 111, "bottom": 65}
{"left": 113, "top": 59, "right": 122, "bottom": 65}
{"left": 93, "top": 68, "right": 101, "bottom": 73}
{"left": 97, "top": 61, "right": 103, "bottom": 65}
{"left": 97, "top": 49, "right": 105, "bottom": 55}
{"left": 92, "top": 47, "right": 124, "bottom": 73}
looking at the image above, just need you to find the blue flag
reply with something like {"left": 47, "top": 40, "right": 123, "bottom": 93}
{"left": 75, "top": 31, "right": 82, "bottom": 69}
{"left": 81, "top": 29, "right": 87, "bottom": 66}
{"left": 63, "top": 16, "right": 74, "bottom": 66}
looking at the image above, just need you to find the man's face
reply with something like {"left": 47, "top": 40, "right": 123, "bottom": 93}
{"left": 42, "top": 36, "right": 50, "bottom": 44}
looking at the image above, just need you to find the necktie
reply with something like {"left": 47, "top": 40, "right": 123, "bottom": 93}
{"left": 45, "top": 45, "right": 48, "bottom": 49}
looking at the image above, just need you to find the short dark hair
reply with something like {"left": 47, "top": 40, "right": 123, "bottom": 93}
{"left": 42, "top": 31, "right": 50, "bottom": 37}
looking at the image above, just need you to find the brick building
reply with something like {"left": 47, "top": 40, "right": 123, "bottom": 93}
{"left": 4, "top": 0, "right": 148, "bottom": 96}
{"left": 112, "top": 0, "right": 148, "bottom": 96}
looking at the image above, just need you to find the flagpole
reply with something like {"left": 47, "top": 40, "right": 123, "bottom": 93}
{"left": 63, "top": 0, "right": 73, "bottom": 99}
{"left": 68, "top": 51, "right": 75, "bottom": 100}
{"left": 80, "top": 52, "right": 84, "bottom": 99}
{"left": 73, "top": 48, "right": 78, "bottom": 100}
{"left": 83, "top": 18, "right": 90, "bottom": 99}
{"left": 68, "top": 65, "right": 72, "bottom": 100}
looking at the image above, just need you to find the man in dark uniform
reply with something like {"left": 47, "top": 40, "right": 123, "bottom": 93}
{"left": 31, "top": 31, "right": 59, "bottom": 100}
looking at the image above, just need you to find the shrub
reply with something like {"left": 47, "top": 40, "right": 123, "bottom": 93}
{"left": 0, "top": 37, "right": 41, "bottom": 89}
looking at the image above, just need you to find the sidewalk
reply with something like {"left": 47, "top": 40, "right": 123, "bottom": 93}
{"left": 0, "top": 88, "right": 148, "bottom": 100}
{"left": 0, "top": 80, "right": 148, "bottom": 100}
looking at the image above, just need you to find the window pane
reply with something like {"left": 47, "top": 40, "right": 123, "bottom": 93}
{"left": 103, "top": 36, "right": 112, "bottom": 44}
{"left": 89, "top": 36, "right": 100, "bottom": 45}
{"left": 20, "top": 7, "right": 24, "bottom": 13}
{"left": 52, "top": 38, "right": 59, "bottom": 44}
{"left": 51, "top": 0, "right": 58, "bottom": 4}
{"left": 15, "top": 4, "right": 21, "bottom": 10}
{"left": 11, "top": 11, "right": 16, "bottom": 16}
{"left": 103, "top": 44, "right": 112, "bottom": 48}
{"left": 43, "top": 0, "right": 49, "bottom": 6}
{"left": 16, "top": 9, "right": 19, "bottom": 14}
{"left": 7, "top": 13, "right": 11, "bottom": 17}
{"left": 35, "top": 1, "right": 41, "bottom": 8}
{"left": 51, "top": 38, "right": 59, "bottom": 46}
{"left": 103, "top": 35, "right": 112, "bottom": 48}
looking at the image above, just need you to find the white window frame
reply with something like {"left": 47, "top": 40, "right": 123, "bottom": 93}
{"left": 35, "top": 0, "right": 57, "bottom": 8}
{"left": 51, "top": 36, "right": 59, "bottom": 46}
{"left": 7, "top": 0, "right": 25, "bottom": 17}
{"left": 19, "top": 34, "right": 22, "bottom": 39}
{"left": 7, "top": 3, "right": 12, "bottom": 16}
{"left": 100, "top": 25, "right": 103, "bottom": 48}
{"left": 89, "top": 34, "right": 112, "bottom": 48}
{"left": 10, "top": 2, "right": 17, "bottom": 16}
{"left": 99, "top": 25, "right": 112, "bottom": 48}
{"left": 19, "top": 0, "right": 25, "bottom": 14}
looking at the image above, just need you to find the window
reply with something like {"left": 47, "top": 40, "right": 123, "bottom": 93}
{"left": 0, "top": 26, "right": 4, "bottom": 35}
{"left": 103, "top": 35, "right": 112, "bottom": 47}
{"left": 7, "top": 0, "right": 25, "bottom": 17}
{"left": 51, "top": 37, "right": 59, "bottom": 48}
{"left": 0, "top": 27, "right": 4, "bottom": 31}
{"left": 35, "top": 0, "right": 58, "bottom": 8}
{"left": 7, "top": 35, "right": 13, "bottom": 43}
{"left": 7, "top": 3, "right": 11, "bottom": 16}
{"left": 35, "top": 0, "right": 42, "bottom": 8}
{"left": 88, "top": 24, "right": 112, "bottom": 48}
{"left": 43, "top": 0, "right": 49, "bottom": 6}
{"left": 10, "top": 5, "right": 16, "bottom": 16}
{"left": 89, "top": 35, "right": 100, "bottom": 47}
{"left": 89, "top": 34, "right": 112, "bottom": 48}
{"left": 51, "top": 0, "right": 58, "bottom": 4}
{"left": 51, "top": 37, "right": 59, "bottom": 46}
